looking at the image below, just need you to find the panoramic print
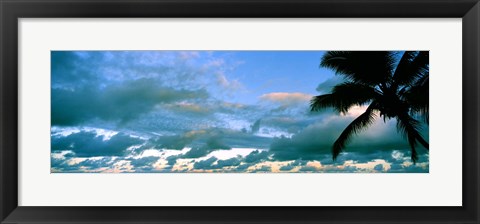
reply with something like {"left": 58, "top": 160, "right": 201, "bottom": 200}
{"left": 51, "top": 51, "right": 429, "bottom": 173}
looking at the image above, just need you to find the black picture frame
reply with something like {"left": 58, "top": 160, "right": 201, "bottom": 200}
{"left": 1, "top": 0, "right": 479, "bottom": 223}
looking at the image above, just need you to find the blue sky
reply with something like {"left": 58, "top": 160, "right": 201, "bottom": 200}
{"left": 50, "top": 51, "right": 429, "bottom": 173}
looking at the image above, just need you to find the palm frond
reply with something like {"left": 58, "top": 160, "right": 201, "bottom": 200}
{"left": 316, "top": 51, "right": 429, "bottom": 164}
{"left": 393, "top": 51, "right": 429, "bottom": 87}
{"left": 320, "top": 51, "right": 396, "bottom": 86}
{"left": 392, "top": 51, "right": 416, "bottom": 86}
{"left": 310, "top": 82, "right": 379, "bottom": 113}
{"left": 402, "top": 75, "right": 429, "bottom": 123}
{"left": 332, "top": 103, "right": 378, "bottom": 160}
{"left": 396, "top": 113, "right": 429, "bottom": 163}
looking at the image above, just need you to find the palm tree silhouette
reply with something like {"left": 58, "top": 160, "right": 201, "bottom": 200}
{"left": 310, "top": 51, "right": 429, "bottom": 163}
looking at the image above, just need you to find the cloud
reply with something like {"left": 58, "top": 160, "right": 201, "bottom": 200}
{"left": 51, "top": 156, "right": 120, "bottom": 173}
{"left": 279, "top": 160, "right": 306, "bottom": 171}
{"left": 165, "top": 148, "right": 271, "bottom": 172}
{"left": 386, "top": 151, "right": 429, "bottom": 173}
{"left": 251, "top": 119, "right": 261, "bottom": 133}
{"left": 214, "top": 157, "right": 242, "bottom": 168}
{"left": 52, "top": 51, "right": 178, "bottom": 88}
{"left": 279, "top": 165, "right": 294, "bottom": 171}
{"left": 193, "top": 128, "right": 272, "bottom": 150}
{"left": 51, "top": 131, "right": 143, "bottom": 157}
{"left": 146, "top": 128, "right": 273, "bottom": 170}
{"left": 160, "top": 131, "right": 236, "bottom": 167}
{"left": 244, "top": 150, "right": 271, "bottom": 163}
{"left": 299, "top": 166, "right": 319, "bottom": 172}
{"left": 51, "top": 51, "right": 105, "bottom": 89}
{"left": 51, "top": 157, "right": 72, "bottom": 172}
{"left": 129, "top": 156, "right": 160, "bottom": 172}
{"left": 269, "top": 113, "right": 427, "bottom": 162}
{"left": 177, "top": 136, "right": 231, "bottom": 159}
{"left": 252, "top": 165, "right": 271, "bottom": 172}
{"left": 278, "top": 160, "right": 306, "bottom": 171}
{"left": 315, "top": 76, "right": 346, "bottom": 94}
{"left": 163, "top": 102, "right": 211, "bottom": 115}
{"left": 234, "top": 163, "right": 252, "bottom": 171}
{"left": 259, "top": 116, "right": 316, "bottom": 134}
{"left": 181, "top": 148, "right": 213, "bottom": 158}
{"left": 260, "top": 92, "right": 312, "bottom": 106}
{"left": 51, "top": 51, "right": 249, "bottom": 129}
{"left": 51, "top": 139, "right": 428, "bottom": 173}
{"left": 130, "top": 156, "right": 159, "bottom": 167}
{"left": 52, "top": 78, "right": 209, "bottom": 126}
{"left": 204, "top": 136, "right": 231, "bottom": 150}
{"left": 215, "top": 72, "right": 243, "bottom": 91}
{"left": 193, "top": 157, "right": 218, "bottom": 170}
{"left": 77, "top": 157, "right": 118, "bottom": 170}
{"left": 166, "top": 156, "right": 179, "bottom": 166}
{"left": 145, "top": 129, "right": 233, "bottom": 151}
{"left": 188, "top": 156, "right": 243, "bottom": 171}
{"left": 147, "top": 130, "right": 207, "bottom": 150}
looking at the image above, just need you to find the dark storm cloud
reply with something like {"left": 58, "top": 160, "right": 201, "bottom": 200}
{"left": 386, "top": 151, "right": 429, "bottom": 173}
{"left": 279, "top": 160, "right": 306, "bottom": 171}
{"left": 189, "top": 156, "right": 243, "bottom": 170}
{"left": 279, "top": 165, "right": 294, "bottom": 171}
{"left": 220, "top": 132, "right": 272, "bottom": 149}
{"left": 148, "top": 133, "right": 200, "bottom": 150}
{"left": 299, "top": 166, "right": 318, "bottom": 172}
{"left": 269, "top": 114, "right": 428, "bottom": 162}
{"left": 259, "top": 116, "right": 317, "bottom": 134}
{"left": 51, "top": 131, "right": 143, "bottom": 157}
{"left": 204, "top": 136, "right": 231, "bottom": 150}
{"left": 52, "top": 51, "right": 176, "bottom": 88}
{"left": 269, "top": 135, "right": 329, "bottom": 161}
{"left": 214, "top": 157, "right": 242, "bottom": 168}
{"left": 144, "top": 129, "right": 231, "bottom": 152}
{"left": 193, "top": 157, "right": 218, "bottom": 170}
{"left": 166, "top": 155, "right": 179, "bottom": 166}
{"left": 143, "top": 128, "right": 272, "bottom": 153}
{"left": 387, "top": 162, "right": 428, "bottom": 173}
{"left": 130, "top": 156, "right": 160, "bottom": 167}
{"left": 244, "top": 150, "right": 271, "bottom": 163}
{"left": 78, "top": 157, "right": 118, "bottom": 170}
{"left": 162, "top": 132, "right": 234, "bottom": 167}
{"left": 51, "top": 51, "right": 217, "bottom": 128}
{"left": 51, "top": 156, "right": 119, "bottom": 172}
{"left": 234, "top": 163, "right": 252, "bottom": 171}
{"left": 181, "top": 147, "right": 214, "bottom": 158}
{"left": 176, "top": 137, "right": 230, "bottom": 159}
{"left": 162, "top": 130, "right": 243, "bottom": 170}
{"left": 251, "top": 119, "right": 261, "bottom": 133}
{"left": 51, "top": 78, "right": 209, "bottom": 126}
{"left": 128, "top": 156, "right": 160, "bottom": 172}
{"left": 51, "top": 157, "right": 69, "bottom": 170}
{"left": 51, "top": 51, "right": 99, "bottom": 89}
{"left": 168, "top": 148, "right": 271, "bottom": 171}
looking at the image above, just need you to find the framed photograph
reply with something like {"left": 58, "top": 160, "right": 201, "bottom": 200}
{"left": 1, "top": 0, "right": 479, "bottom": 223}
